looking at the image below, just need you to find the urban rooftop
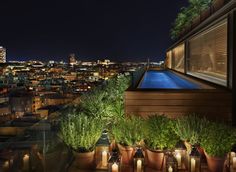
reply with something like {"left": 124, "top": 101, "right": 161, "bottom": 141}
{"left": 0, "top": 0, "right": 236, "bottom": 172}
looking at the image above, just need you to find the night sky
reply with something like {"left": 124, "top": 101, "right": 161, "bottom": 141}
{"left": 0, "top": 0, "right": 188, "bottom": 62}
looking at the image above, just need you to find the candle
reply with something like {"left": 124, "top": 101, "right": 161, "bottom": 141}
{"left": 191, "top": 158, "right": 196, "bottom": 172}
{"left": 137, "top": 159, "right": 142, "bottom": 172}
{"left": 233, "top": 157, "right": 236, "bottom": 169}
{"left": 112, "top": 163, "right": 118, "bottom": 172}
{"left": 3, "top": 161, "right": 9, "bottom": 172}
{"left": 231, "top": 152, "right": 236, "bottom": 164}
{"left": 176, "top": 152, "right": 181, "bottom": 167}
{"left": 102, "top": 150, "right": 108, "bottom": 167}
{"left": 168, "top": 166, "right": 173, "bottom": 172}
{"left": 23, "top": 154, "right": 29, "bottom": 171}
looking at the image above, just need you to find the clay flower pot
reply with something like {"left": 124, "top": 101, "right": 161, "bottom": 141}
{"left": 73, "top": 150, "right": 95, "bottom": 169}
{"left": 117, "top": 144, "right": 134, "bottom": 165}
{"left": 213, "top": 0, "right": 225, "bottom": 11}
{"left": 145, "top": 148, "right": 164, "bottom": 170}
{"left": 204, "top": 151, "right": 226, "bottom": 172}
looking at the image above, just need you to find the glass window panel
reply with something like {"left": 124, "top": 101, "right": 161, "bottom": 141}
{"left": 172, "top": 43, "right": 185, "bottom": 73}
{"left": 188, "top": 19, "right": 227, "bottom": 86}
{"left": 166, "top": 51, "right": 172, "bottom": 69}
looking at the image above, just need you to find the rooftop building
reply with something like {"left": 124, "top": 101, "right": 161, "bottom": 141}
{"left": 0, "top": 47, "right": 6, "bottom": 63}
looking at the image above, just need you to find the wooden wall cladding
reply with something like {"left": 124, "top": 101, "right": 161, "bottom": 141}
{"left": 125, "top": 89, "right": 232, "bottom": 122}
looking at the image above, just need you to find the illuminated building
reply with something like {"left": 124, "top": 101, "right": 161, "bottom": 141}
{"left": 0, "top": 46, "right": 6, "bottom": 63}
{"left": 69, "top": 53, "right": 77, "bottom": 66}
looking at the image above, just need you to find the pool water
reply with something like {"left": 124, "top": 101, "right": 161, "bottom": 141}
{"left": 138, "top": 70, "right": 200, "bottom": 89}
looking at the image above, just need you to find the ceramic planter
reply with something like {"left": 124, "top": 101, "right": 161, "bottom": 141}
{"left": 117, "top": 144, "right": 134, "bottom": 165}
{"left": 73, "top": 150, "right": 95, "bottom": 169}
{"left": 205, "top": 151, "right": 226, "bottom": 172}
{"left": 145, "top": 148, "right": 164, "bottom": 170}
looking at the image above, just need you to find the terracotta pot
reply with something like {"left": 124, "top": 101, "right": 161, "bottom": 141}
{"left": 196, "top": 146, "right": 206, "bottom": 162}
{"left": 109, "top": 139, "right": 117, "bottom": 151}
{"left": 117, "top": 144, "right": 134, "bottom": 165}
{"left": 205, "top": 151, "right": 226, "bottom": 172}
{"left": 200, "top": 7, "right": 211, "bottom": 21}
{"left": 73, "top": 150, "right": 95, "bottom": 169}
{"left": 213, "top": 0, "right": 225, "bottom": 11}
{"left": 145, "top": 148, "right": 164, "bottom": 170}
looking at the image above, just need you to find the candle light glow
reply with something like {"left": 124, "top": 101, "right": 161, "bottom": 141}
{"left": 168, "top": 166, "right": 173, "bottom": 172}
{"left": 112, "top": 163, "right": 118, "bottom": 172}
{"left": 191, "top": 158, "right": 196, "bottom": 172}
{"left": 23, "top": 154, "right": 29, "bottom": 171}
{"left": 137, "top": 159, "right": 142, "bottom": 172}
{"left": 233, "top": 157, "right": 236, "bottom": 169}
{"left": 102, "top": 150, "right": 108, "bottom": 167}
{"left": 176, "top": 152, "right": 181, "bottom": 167}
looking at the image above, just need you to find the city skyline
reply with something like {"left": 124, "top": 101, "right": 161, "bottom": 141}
{"left": 0, "top": 0, "right": 188, "bottom": 62}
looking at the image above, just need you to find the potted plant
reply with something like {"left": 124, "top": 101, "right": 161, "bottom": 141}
{"left": 60, "top": 113, "right": 103, "bottom": 169}
{"left": 174, "top": 114, "right": 209, "bottom": 154}
{"left": 144, "top": 115, "right": 179, "bottom": 170}
{"left": 112, "top": 116, "right": 145, "bottom": 165}
{"left": 200, "top": 122, "right": 236, "bottom": 172}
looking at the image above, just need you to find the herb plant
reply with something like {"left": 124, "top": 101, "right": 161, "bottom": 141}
{"left": 112, "top": 116, "right": 145, "bottom": 146}
{"left": 200, "top": 122, "right": 236, "bottom": 157}
{"left": 60, "top": 113, "right": 103, "bottom": 152}
{"left": 174, "top": 114, "right": 209, "bottom": 145}
{"left": 145, "top": 115, "right": 179, "bottom": 150}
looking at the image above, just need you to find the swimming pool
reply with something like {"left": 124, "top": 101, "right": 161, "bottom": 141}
{"left": 138, "top": 70, "right": 200, "bottom": 89}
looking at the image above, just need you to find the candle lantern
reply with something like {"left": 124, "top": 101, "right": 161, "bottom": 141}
{"left": 188, "top": 146, "right": 201, "bottom": 172}
{"left": 174, "top": 141, "right": 187, "bottom": 170}
{"left": 23, "top": 154, "right": 30, "bottom": 171}
{"left": 108, "top": 149, "right": 121, "bottom": 172}
{"left": 165, "top": 151, "right": 178, "bottom": 172}
{"left": 0, "top": 159, "right": 10, "bottom": 172}
{"left": 227, "top": 146, "right": 236, "bottom": 172}
{"left": 95, "top": 130, "right": 110, "bottom": 169}
{"left": 227, "top": 152, "right": 235, "bottom": 167}
{"left": 133, "top": 148, "right": 145, "bottom": 172}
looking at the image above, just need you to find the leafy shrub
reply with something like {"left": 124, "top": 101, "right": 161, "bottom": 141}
{"left": 200, "top": 122, "right": 236, "bottom": 157}
{"left": 145, "top": 115, "right": 179, "bottom": 150}
{"left": 174, "top": 114, "right": 209, "bottom": 145}
{"left": 171, "top": 0, "right": 213, "bottom": 39}
{"left": 60, "top": 113, "right": 103, "bottom": 152}
{"left": 79, "top": 74, "right": 131, "bottom": 122}
{"left": 112, "top": 116, "right": 145, "bottom": 146}
{"left": 80, "top": 89, "right": 111, "bottom": 118}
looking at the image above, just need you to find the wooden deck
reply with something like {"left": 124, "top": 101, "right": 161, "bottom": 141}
{"left": 69, "top": 162, "right": 211, "bottom": 172}
{"left": 125, "top": 89, "right": 232, "bottom": 122}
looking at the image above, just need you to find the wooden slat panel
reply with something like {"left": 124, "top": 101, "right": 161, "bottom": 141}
{"left": 125, "top": 105, "right": 231, "bottom": 113}
{"left": 125, "top": 99, "right": 232, "bottom": 106}
{"left": 126, "top": 112, "right": 232, "bottom": 121}
{"left": 125, "top": 92, "right": 232, "bottom": 100}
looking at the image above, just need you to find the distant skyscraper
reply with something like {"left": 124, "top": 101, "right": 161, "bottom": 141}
{"left": 0, "top": 46, "right": 6, "bottom": 63}
{"left": 69, "top": 53, "right": 77, "bottom": 66}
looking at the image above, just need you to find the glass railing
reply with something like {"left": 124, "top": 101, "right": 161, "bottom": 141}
{"left": 0, "top": 119, "right": 71, "bottom": 172}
